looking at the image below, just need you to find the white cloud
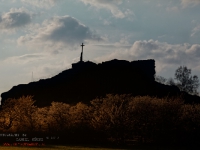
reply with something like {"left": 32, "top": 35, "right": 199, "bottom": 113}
{"left": 166, "top": 6, "right": 179, "bottom": 12}
{"left": 186, "top": 44, "right": 200, "bottom": 57}
{"left": 21, "top": 0, "right": 60, "bottom": 9}
{"left": 17, "top": 15, "right": 102, "bottom": 52}
{"left": 124, "top": 9, "right": 135, "bottom": 21}
{"left": 191, "top": 24, "right": 200, "bottom": 37}
{"left": 0, "top": 8, "right": 32, "bottom": 32}
{"left": 79, "top": 0, "right": 134, "bottom": 19}
{"left": 103, "top": 19, "right": 112, "bottom": 25}
{"left": 4, "top": 53, "right": 46, "bottom": 65}
{"left": 0, "top": 52, "right": 72, "bottom": 95}
{"left": 95, "top": 40, "right": 200, "bottom": 75}
{"left": 181, "top": 0, "right": 200, "bottom": 8}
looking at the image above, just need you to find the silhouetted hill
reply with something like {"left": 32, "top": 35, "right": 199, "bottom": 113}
{"left": 1, "top": 59, "right": 200, "bottom": 107}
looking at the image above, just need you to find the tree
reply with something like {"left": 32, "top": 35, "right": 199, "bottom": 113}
{"left": 155, "top": 75, "right": 167, "bottom": 84}
{"left": 47, "top": 102, "right": 71, "bottom": 132}
{"left": 69, "top": 102, "right": 92, "bottom": 127}
{"left": 90, "top": 94, "right": 131, "bottom": 143}
{"left": 0, "top": 96, "right": 37, "bottom": 132}
{"left": 166, "top": 77, "right": 176, "bottom": 86}
{"left": 175, "top": 66, "right": 199, "bottom": 95}
{"left": 155, "top": 76, "right": 175, "bottom": 86}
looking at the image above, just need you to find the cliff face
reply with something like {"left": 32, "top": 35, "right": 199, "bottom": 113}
{"left": 1, "top": 59, "right": 199, "bottom": 107}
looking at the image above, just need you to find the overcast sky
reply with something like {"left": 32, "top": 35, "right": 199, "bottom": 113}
{"left": 0, "top": 0, "right": 200, "bottom": 100}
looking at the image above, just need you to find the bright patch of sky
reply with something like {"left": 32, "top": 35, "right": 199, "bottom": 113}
{"left": 0, "top": 0, "right": 200, "bottom": 102}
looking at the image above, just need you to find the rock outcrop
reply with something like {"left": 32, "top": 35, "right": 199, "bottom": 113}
{"left": 1, "top": 59, "right": 199, "bottom": 107}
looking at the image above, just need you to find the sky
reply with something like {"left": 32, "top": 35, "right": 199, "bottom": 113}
{"left": 0, "top": 0, "right": 200, "bottom": 101}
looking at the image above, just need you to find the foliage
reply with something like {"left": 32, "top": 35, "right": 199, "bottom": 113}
{"left": 69, "top": 102, "right": 92, "bottom": 127}
{"left": 47, "top": 102, "right": 71, "bottom": 132}
{"left": 155, "top": 76, "right": 175, "bottom": 86}
{"left": 0, "top": 96, "right": 37, "bottom": 132}
{"left": 90, "top": 94, "right": 131, "bottom": 143}
{"left": 130, "top": 96, "right": 183, "bottom": 144}
{"left": 156, "top": 66, "right": 199, "bottom": 95}
{"left": 166, "top": 77, "right": 176, "bottom": 86}
{"left": 155, "top": 75, "right": 167, "bottom": 84}
{"left": 1, "top": 94, "right": 200, "bottom": 146}
{"left": 90, "top": 94, "right": 184, "bottom": 144}
{"left": 175, "top": 66, "right": 199, "bottom": 95}
{"left": 34, "top": 106, "right": 49, "bottom": 132}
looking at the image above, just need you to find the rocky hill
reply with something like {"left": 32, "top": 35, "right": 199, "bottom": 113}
{"left": 1, "top": 59, "right": 200, "bottom": 107}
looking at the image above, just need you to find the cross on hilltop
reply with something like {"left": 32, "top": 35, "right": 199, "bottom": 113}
{"left": 80, "top": 43, "right": 85, "bottom": 62}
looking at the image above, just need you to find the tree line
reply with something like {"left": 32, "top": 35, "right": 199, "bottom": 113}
{"left": 156, "top": 66, "right": 199, "bottom": 95}
{"left": 0, "top": 94, "right": 200, "bottom": 146}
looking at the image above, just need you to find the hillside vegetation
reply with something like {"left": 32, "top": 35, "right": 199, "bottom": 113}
{"left": 0, "top": 95, "right": 200, "bottom": 147}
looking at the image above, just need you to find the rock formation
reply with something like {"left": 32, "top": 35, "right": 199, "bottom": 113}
{"left": 1, "top": 59, "right": 199, "bottom": 107}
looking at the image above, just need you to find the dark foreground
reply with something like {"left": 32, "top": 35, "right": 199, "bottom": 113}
{"left": 0, "top": 145, "right": 196, "bottom": 150}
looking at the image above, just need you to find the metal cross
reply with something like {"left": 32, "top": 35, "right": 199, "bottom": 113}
{"left": 80, "top": 43, "right": 85, "bottom": 62}
{"left": 81, "top": 43, "right": 85, "bottom": 52}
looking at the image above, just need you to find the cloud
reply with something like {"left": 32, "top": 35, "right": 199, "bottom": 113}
{"left": 181, "top": 0, "right": 200, "bottom": 7}
{"left": 186, "top": 44, "right": 200, "bottom": 57}
{"left": 20, "top": 0, "right": 60, "bottom": 9}
{"left": 0, "top": 52, "right": 71, "bottom": 94}
{"left": 79, "top": 0, "right": 134, "bottom": 19}
{"left": 95, "top": 40, "right": 200, "bottom": 75}
{"left": 191, "top": 24, "right": 200, "bottom": 37}
{"left": 166, "top": 6, "right": 179, "bottom": 12}
{"left": 0, "top": 8, "right": 32, "bottom": 32}
{"left": 17, "top": 15, "right": 102, "bottom": 52}
{"left": 4, "top": 53, "right": 46, "bottom": 65}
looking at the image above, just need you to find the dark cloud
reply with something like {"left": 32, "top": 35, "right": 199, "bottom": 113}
{"left": 45, "top": 16, "right": 100, "bottom": 44}
{"left": 0, "top": 8, "right": 32, "bottom": 31}
{"left": 18, "top": 15, "right": 102, "bottom": 50}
